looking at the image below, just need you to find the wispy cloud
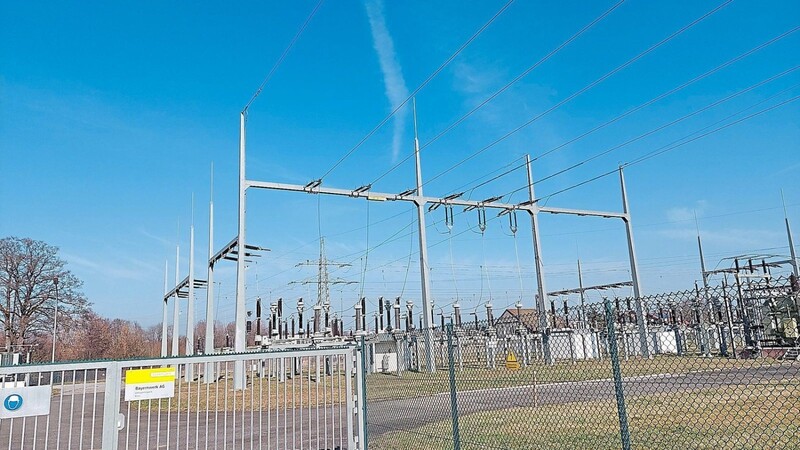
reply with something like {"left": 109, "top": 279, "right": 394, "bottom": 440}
{"left": 659, "top": 201, "right": 785, "bottom": 247}
{"left": 773, "top": 160, "right": 800, "bottom": 177}
{"left": 248, "top": 157, "right": 312, "bottom": 184}
{"left": 139, "top": 228, "right": 174, "bottom": 247}
{"left": 63, "top": 253, "right": 147, "bottom": 280}
{"left": 657, "top": 227, "right": 783, "bottom": 248}
{"left": 448, "top": 60, "right": 560, "bottom": 153}
{"left": 451, "top": 61, "right": 504, "bottom": 97}
{"left": 665, "top": 200, "right": 708, "bottom": 223}
{"left": 365, "top": 0, "right": 409, "bottom": 162}
{"left": 4, "top": 82, "right": 146, "bottom": 137}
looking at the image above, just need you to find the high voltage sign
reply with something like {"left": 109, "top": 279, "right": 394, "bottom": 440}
{"left": 505, "top": 350, "right": 521, "bottom": 370}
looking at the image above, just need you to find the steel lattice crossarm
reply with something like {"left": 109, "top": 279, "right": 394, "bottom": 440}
{"left": 548, "top": 281, "right": 634, "bottom": 297}
{"left": 163, "top": 236, "right": 269, "bottom": 302}
{"left": 165, "top": 276, "right": 208, "bottom": 300}
{"left": 288, "top": 280, "right": 357, "bottom": 285}
{"left": 210, "top": 236, "right": 269, "bottom": 265}
{"left": 705, "top": 259, "right": 794, "bottom": 277}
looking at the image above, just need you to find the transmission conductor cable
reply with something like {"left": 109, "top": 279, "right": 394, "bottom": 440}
{"left": 422, "top": 0, "right": 734, "bottom": 188}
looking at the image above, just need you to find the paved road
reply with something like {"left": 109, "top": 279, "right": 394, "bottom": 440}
{"left": 0, "top": 365, "right": 796, "bottom": 449}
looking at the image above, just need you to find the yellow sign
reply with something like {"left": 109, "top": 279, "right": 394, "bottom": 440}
{"left": 505, "top": 350, "right": 521, "bottom": 370}
{"left": 125, "top": 367, "right": 176, "bottom": 401}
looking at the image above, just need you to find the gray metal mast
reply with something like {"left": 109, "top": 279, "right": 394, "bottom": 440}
{"left": 696, "top": 221, "right": 714, "bottom": 356}
{"left": 697, "top": 220, "right": 709, "bottom": 289}
{"left": 525, "top": 155, "right": 552, "bottom": 364}
{"left": 205, "top": 164, "right": 216, "bottom": 360}
{"left": 234, "top": 111, "right": 247, "bottom": 390}
{"left": 161, "top": 260, "right": 169, "bottom": 357}
{"left": 578, "top": 259, "right": 586, "bottom": 324}
{"left": 620, "top": 167, "right": 649, "bottom": 358}
{"left": 204, "top": 172, "right": 216, "bottom": 383}
{"left": 784, "top": 190, "right": 799, "bottom": 277}
{"left": 172, "top": 245, "right": 180, "bottom": 356}
{"left": 186, "top": 199, "right": 195, "bottom": 358}
{"left": 413, "top": 102, "right": 436, "bottom": 372}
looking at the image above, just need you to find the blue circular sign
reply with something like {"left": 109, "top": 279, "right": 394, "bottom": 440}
{"left": 4, "top": 394, "right": 22, "bottom": 411}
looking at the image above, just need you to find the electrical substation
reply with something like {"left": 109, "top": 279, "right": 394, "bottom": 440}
{"left": 158, "top": 105, "right": 800, "bottom": 385}
{"left": 150, "top": 3, "right": 800, "bottom": 394}
{"left": 5, "top": 1, "right": 800, "bottom": 448}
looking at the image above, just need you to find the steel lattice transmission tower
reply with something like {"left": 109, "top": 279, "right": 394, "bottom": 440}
{"left": 294, "top": 238, "right": 354, "bottom": 306}
{"left": 318, "top": 238, "right": 329, "bottom": 306}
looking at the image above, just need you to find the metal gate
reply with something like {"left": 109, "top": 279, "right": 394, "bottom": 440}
{"left": 0, "top": 345, "right": 365, "bottom": 449}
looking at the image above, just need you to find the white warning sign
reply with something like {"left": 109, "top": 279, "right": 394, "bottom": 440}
{"left": 124, "top": 367, "right": 176, "bottom": 401}
{"left": 0, "top": 385, "right": 52, "bottom": 419}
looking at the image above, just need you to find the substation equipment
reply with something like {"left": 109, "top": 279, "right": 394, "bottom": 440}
{"left": 160, "top": 107, "right": 800, "bottom": 388}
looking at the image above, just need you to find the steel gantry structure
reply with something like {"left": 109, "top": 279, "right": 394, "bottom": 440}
{"left": 160, "top": 236, "right": 268, "bottom": 355}
{"left": 233, "top": 109, "right": 648, "bottom": 386}
{"left": 160, "top": 207, "right": 268, "bottom": 383}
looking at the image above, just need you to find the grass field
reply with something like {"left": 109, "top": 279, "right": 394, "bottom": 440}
{"left": 131, "top": 355, "right": 787, "bottom": 411}
{"left": 133, "top": 372, "right": 349, "bottom": 412}
{"left": 364, "top": 356, "right": 783, "bottom": 401}
{"left": 369, "top": 380, "right": 800, "bottom": 450}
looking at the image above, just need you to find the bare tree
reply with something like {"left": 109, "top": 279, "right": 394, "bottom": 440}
{"left": 213, "top": 321, "right": 227, "bottom": 349}
{"left": 78, "top": 312, "right": 113, "bottom": 360}
{"left": 108, "top": 319, "right": 151, "bottom": 359}
{"left": 0, "top": 237, "right": 90, "bottom": 354}
{"left": 194, "top": 320, "right": 207, "bottom": 352}
{"left": 32, "top": 314, "right": 163, "bottom": 362}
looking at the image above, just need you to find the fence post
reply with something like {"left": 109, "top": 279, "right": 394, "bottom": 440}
{"left": 101, "top": 361, "right": 122, "bottom": 450}
{"left": 604, "top": 297, "right": 631, "bottom": 450}
{"left": 346, "top": 348, "right": 357, "bottom": 450}
{"left": 446, "top": 323, "right": 461, "bottom": 450}
{"left": 360, "top": 336, "right": 369, "bottom": 449}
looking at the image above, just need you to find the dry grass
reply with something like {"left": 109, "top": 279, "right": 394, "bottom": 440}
{"left": 365, "top": 356, "right": 781, "bottom": 402}
{"left": 133, "top": 370, "right": 349, "bottom": 412}
{"left": 130, "top": 356, "right": 786, "bottom": 413}
{"left": 370, "top": 380, "right": 800, "bottom": 450}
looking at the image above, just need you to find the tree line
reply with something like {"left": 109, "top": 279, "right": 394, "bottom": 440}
{"left": 1, "top": 236, "right": 241, "bottom": 364}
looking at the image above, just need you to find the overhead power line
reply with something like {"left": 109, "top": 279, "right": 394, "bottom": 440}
{"left": 436, "top": 26, "right": 800, "bottom": 199}
{"left": 533, "top": 65, "right": 800, "bottom": 186}
{"left": 243, "top": 0, "right": 326, "bottom": 111}
{"left": 530, "top": 91, "right": 800, "bottom": 203}
{"left": 473, "top": 84, "right": 798, "bottom": 204}
{"left": 247, "top": 207, "right": 800, "bottom": 306}
{"left": 421, "top": 0, "right": 734, "bottom": 189}
{"left": 306, "top": 82, "right": 799, "bottom": 282}
{"left": 442, "top": 155, "right": 527, "bottom": 197}
{"left": 318, "top": 0, "right": 516, "bottom": 180}
{"left": 625, "top": 93, "right": 800, "bottom": 168}
{"left": 361, "top": 187, "right": 800, "bottom": 289}
{"left": 369, "top": 0, "right": 627, "bottom": 186}
{"left": 250, "top": 203, "right": 412, "bottom": 283}
{"left": 213, "top": 78, "right": 795, "bottom": 305}
{"left": 531, "top": 25, "right": 800, "bottom": 164}
{"left": 458, "top": 159, "right": 528, "bottom": 197}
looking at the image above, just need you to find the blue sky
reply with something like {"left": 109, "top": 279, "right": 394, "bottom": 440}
{"left": 2, "top": 0, "right": 799, "bottom": 330}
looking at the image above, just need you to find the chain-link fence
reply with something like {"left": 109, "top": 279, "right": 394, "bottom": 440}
{"left": 362, "top": 276, "right": 800, "bottom": 449}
